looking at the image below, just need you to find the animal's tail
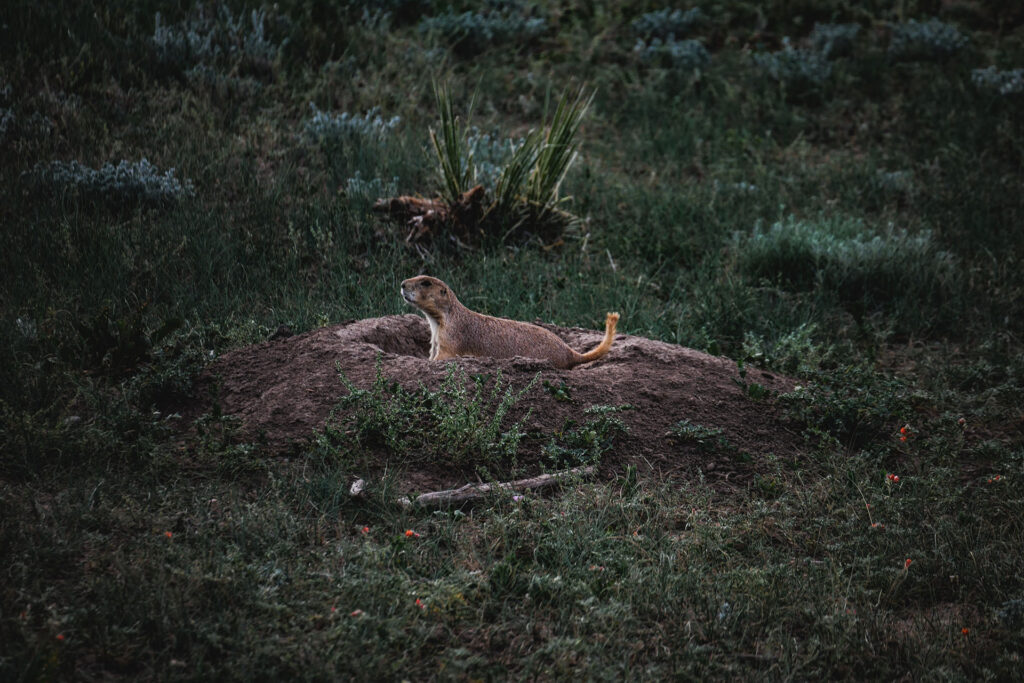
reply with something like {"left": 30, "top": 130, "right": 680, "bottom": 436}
{"left": 578, "top": 312, "right": 620, "bottom": 364}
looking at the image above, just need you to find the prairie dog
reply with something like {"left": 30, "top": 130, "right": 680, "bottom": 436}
{"left": 400, "top": 276, "right": 619, "bottom": 369}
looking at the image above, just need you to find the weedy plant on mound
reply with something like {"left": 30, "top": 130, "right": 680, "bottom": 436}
{"left": 313, "top": 359, "right": 539, "bottom": 475}
{"left": 374, "top": 83, "right": 593, "bottom": 247}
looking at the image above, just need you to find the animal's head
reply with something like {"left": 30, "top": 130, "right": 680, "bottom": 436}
{"left": 401, "top": 276, "right": 453, "bottom": 319}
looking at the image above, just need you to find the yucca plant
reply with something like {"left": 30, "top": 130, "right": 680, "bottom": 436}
{"left": 523, "top": 87, "right": 593, "bottom": 225}
{"left": 429, "top": 82, "right": 475, "bottom": 204}
{"left": 422, "top": 83, "right": 593, "bottom": 242}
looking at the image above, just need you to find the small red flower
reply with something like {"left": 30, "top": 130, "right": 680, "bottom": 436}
{"left": 900, "top": 435, "right": 908, "bottom": 442}
{"left": 164, "top": 531, "right": 173, "bottom": 538}
{"left": 350, "top": 609, "right": 364, "bottom": 617}
{"left": 405, "top": 529, "right": 420, "bottom": 538}
{"left": 56, "top": 634, "right": 65, "bottom": 641}
{"left": 330, "top": 606, "right": 336, "bottom": 613}
{"left": 871, "top": 522, "right": 885, "bottom": 529}
{"left": 961, "top": 627, "right": 969, "bottom": 636}
{"left": 360, "top": 526, "right": 370, "bottom": 534}
{"left": 995, "top": 475, "right": 1001, "bottom": 481}
{"left": 415, "top": 598, "right": 425, "bottom": 610}
{"left": 900, "top": 426, "right": 908, "bottom": 435}
{"left": 904, "top": 558, "right": 913, "bottom": 570}
{"left": 957, "top": 417, "right": 966, "bottom": 427}
{"left": 887, "top": 473, "right": 900, "bottom": 483}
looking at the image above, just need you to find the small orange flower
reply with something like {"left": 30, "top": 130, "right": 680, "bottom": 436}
{"left": 900, "top": 426, "right": 908, "bottom": 435}
{"left": 405, "top": 529, "right": 420, "bottom": 538}
{"left": 360, "top": 526, "right": 370, "bottom": 534}
{"left": 164, "top": 531, "right": 173, "bottom": 538}
{"left": 871, "top": 522, "right": 885, "bottom": 529}
{"left": 900, "top": 435, "right": 908, "bottom": 442}
{"left": 904, "top": 558, "right": 913, "bottom": 570}
{"left": 961, "top": 627, "right": 969, "bottom": 636}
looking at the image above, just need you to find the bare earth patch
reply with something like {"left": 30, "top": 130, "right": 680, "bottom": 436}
{"left": 193, "top": 315, "right": 803, "bottom": 492}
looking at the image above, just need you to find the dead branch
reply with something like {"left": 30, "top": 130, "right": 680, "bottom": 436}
{"left": 348, "top": 465, "right": 595, "bottom": 508}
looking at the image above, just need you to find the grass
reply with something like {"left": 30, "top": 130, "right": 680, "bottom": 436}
{"left": 2, "top": 0, "right": 1024, "bottom": 679}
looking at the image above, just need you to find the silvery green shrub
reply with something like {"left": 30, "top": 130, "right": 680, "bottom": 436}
{"left": 888, "top": 18, "right": 967, "bottom": 61}
{"left": 418, "top": 8, "right": 546, "bottom": 55}
{"left": 736, "top": 215, "right": 954, "bottom": 304}
{"left": 29, "top": 158, "right": 195, "bottom": 204}
{"left": 631, "top": 7, "right": 704, "bottom": 39}
{"left": 151, "top": 4, "right": 282, "bottom": 70}
{"left": 754, "top": 38, "right": 832, "bottom": 88}
{"left": 971, "top": 66, "right": 1024, "bottom": 95}
{"left": 809, "top": 22, "right": 860, "bottom": 59}
{"left": 303, "top": 104, "right": 400, "bottom": 145}
{"left": 634, "top": 36, "right": 710, "bottom": 71}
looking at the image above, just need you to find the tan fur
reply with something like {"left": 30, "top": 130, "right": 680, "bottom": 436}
{"left": 401, "top": 276, "right": 619, "bottom": 369}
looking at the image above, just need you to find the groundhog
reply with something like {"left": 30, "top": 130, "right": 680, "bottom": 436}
{"left": 401, "top": 275, "right": 619, "bottom": 369}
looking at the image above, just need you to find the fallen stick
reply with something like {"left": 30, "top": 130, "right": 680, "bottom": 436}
{"left": 348, "top": 465, "right": 596, "bottom": 508}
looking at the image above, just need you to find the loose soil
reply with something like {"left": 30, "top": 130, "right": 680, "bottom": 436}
{"left": 192, "top": 315, "right": 804, "bottom": 493}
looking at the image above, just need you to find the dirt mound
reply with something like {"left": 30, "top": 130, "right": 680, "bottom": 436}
{"left": 195, "top": 315, "right": 802, "bottom": 491}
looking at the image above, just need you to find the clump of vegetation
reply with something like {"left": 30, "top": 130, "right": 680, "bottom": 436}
{"left": 543, "top": 404, "right": 630, "bottom": 468}
{"left": 151, "top": 4, "right": 283, "bottom": 74}
{"left": 418, "top": 5, "right": 546, "bottom": 56}
{"left": 971, "top": 66, "right": 1024, "bottom": 96}
{"left": 303, "top": 104, "right": 401, "bottom": 145}
{"left": 754, "top": 38, "right": 833, "bottom": 90}
{"left": 888, "top": 18, "right": 968, "bottom": 61}
{"left": 735, "top": 215, "right": 957, "bottom": 318}
{"left": 378, "top": 83, "right": 592, "bottom": 245}
{"left": 319, "top": 360, "right": 538, "bottom": 472}
{"left": 27, "top": 158, "right": 195, "bottom": 205}
{"left": 781, "top": 365, "right": 911, "bottom": 445}
{"left": 808, "top": 22, "right": 860, "bottom": 59}
{"left": 631, "top": 7, "right": 704, "bottom": 39}
{"left": 742, "top": 323, "right": 821, "bottom": 376}
{"left": 634, "top": 37, "right": 710, "bottom": 71}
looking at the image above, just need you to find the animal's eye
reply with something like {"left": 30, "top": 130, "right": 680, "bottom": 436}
{"left": 440, "top": 287, "right": 446, "bottom": 295}
{"left": 421, "top": 280, "right": 431, "bottom": 288}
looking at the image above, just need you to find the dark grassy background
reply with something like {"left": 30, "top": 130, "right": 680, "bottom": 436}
{"left": 2, "top": 1, "right": 1023, "bottom": 678}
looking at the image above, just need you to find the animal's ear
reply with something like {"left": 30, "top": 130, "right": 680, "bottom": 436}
{"left": 440, "top": 287, "right": 447, "bottom": 295}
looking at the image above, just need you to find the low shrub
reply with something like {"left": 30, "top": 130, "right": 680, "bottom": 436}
{"left": 151, "top": 3, "right": 284, "bottom": 73}
{"left": 418, "top": 6, "right": 545, "bottom": 56}
{"left": 634, "top": 37, "right": 710, "bottom": 71}
{"left": 754, "top": 38, "right": 832, "bottom": 90}
{"left": 888, "top": 18, "right": 968, "bottom": 62}
{"left": 971, "top": 66, "right": 1024, "bottom": 96}
{"left": 808, "top": 22, "right": 860, "bottom": 59}
{"left": 27, "top": 158, "right": 195, "bottom": 205}
{"left": 736, "top": 215, "right": 956, "bottom": 313}
{"left": 631, "top": 7, "right": 704, "bottom": 40}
